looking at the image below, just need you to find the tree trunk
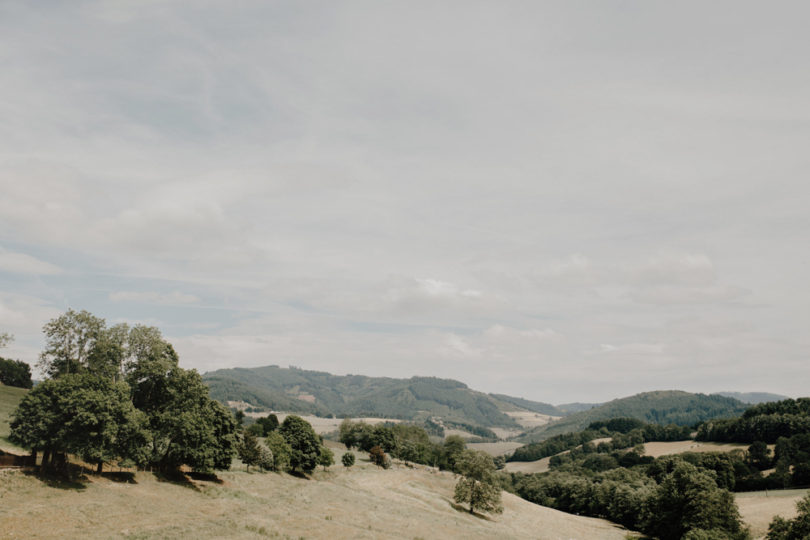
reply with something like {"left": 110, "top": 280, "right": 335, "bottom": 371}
{"left": 96, "top": 462, "right": 103, "bottom": 475}
{"left": 41, "top": 449, "right": 51, "bottom": 469}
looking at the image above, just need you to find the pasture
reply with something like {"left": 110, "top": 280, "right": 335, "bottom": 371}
{"left": 0, "top": 457, "right": 634, "bottom": 539}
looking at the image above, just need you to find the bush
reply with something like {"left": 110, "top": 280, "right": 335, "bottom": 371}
{"left": 369, "top": 445, "right": 390, "bottom": 469}
{"left": 342, "top": 452, "right": 355, "bottom": 467}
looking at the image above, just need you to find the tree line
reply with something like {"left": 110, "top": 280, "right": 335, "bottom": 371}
{"left": 0, "top": 332, "right": 33, "bottom": 389}
{"left": 509, "top": 417, "right": 692, "bottom": 462}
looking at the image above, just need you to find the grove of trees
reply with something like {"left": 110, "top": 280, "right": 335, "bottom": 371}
{"left": 10, "top": 309, "right": 237, "bottom": 474}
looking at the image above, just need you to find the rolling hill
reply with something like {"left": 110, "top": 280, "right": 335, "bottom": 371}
{"left": 203, "top": 365, "right": 523, "bottom": 429}
{"left": 0, "top": 457, "right": 634, "bottom": 539}
{"left": 516, "top": 390, "right": 748, "bottom": 443}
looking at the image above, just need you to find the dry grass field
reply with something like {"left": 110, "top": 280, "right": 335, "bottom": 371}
{"left": 642, "top": 440, "right": 755, "bottom": 458}
{"left": 466, "top": 441, "right": 523, "bottom": 456}
{"left": 0, "top": 456, "right": 635, "bottom": 540}
{"left": 736, "top": 488, "right": 809, "bottom": 539}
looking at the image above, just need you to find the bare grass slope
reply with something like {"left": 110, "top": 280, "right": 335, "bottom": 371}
{"left": 0, "top": 460, "right": 634, "bottom": 539}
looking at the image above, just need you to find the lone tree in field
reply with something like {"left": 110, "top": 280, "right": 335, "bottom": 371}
{"left": 341, "top": 452, "right": 355, "bottom": 468}
{"left": 453, "top": 450, "right": 503, "bottom": 515}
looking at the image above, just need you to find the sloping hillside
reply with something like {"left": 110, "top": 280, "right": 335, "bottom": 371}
{"left": 0, "top": 459, "right": 635, "bottom": 539}
{"left": 488, "top": 393, "right": 563, "bottom": 416}
{"left": 203, "top": 366, "right": 522, "bottom": 428}
{"left": 517, "top": 390, "right": 748, "bottom": 443}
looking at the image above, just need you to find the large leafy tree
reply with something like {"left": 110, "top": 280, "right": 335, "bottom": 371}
{"left": 453, "top": 450, "right": 503, "bottom": 515}
{"left": 279, "top": 415, "right": 321, "bottom": 473}
{"left": 10, "top": 374, "right": 148, "bottom": 472}
{"left": 130, "top": 355, "right": 236, "bottom": 472}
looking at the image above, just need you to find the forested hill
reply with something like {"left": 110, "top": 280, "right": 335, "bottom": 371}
{"left": 516, "top": 390, "right": 748, "bottom": 443}
{"left": 203, "top": 365, "right": 524, "bottom": 429}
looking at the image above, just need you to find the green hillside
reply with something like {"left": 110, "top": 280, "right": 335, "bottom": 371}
{"left": 0, "top": 382, "right": 27, "bottom": 450}
{"left": 516, "top": 390, "right": 748, "bottom": 443}
{"left": 488, "top": 393, "right": 563, "bottom": 416}
{"left": 203, "top": 366, "right": 521, "bottom": 428}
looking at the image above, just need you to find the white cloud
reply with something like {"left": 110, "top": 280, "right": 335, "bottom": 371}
{"left": 0, "top": 248, "right": 61, "bottom": 275}
{"left": 109, "top": 290, "right": 200, "bottom": 305}
{"left": 1, "top": 2, "right": 809, "bottom": 402}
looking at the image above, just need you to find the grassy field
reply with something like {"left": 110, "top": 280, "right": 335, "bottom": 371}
{"left": 736, "top": 488, "right": 808, "bottom": 539}
{"left": 0, "top": 456, "right": 635, "bottom": 539}
{"left": 0, "top": 383, "right": 27, "bottom": 453}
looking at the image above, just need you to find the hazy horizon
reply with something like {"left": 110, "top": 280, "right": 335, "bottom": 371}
{"left": 1, "top": 2, "right": 809, "bottom": 403}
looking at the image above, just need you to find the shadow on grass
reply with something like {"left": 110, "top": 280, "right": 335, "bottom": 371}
{"left": 153, "top": 470, "right": 201, "bottom": 491}
{"left": 23, "top": 468, "right": 87, "bottom": 491}
{"left": 287, "top": 470, "right": 312, "bottom": 480}
{"left": 188, "top": 471, "right": 224, "bottom": 484}
{"left": 102, "top": 471, "right": 137, "bottom": 483}
{"left": 448, "top": 500, "right": 494, "bottom": 521}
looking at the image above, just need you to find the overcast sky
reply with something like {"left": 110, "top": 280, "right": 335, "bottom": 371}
{"left": 1, "top": 1, "right": 808, "bottom": 403}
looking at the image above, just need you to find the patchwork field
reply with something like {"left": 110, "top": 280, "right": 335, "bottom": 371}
{"left": 0, "top": 457, "right": 635, "bottom": 540}
{"left": 504, "top": 411, "right": 559, "bottom": 430}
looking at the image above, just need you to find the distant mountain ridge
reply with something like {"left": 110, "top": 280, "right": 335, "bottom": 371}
{"left": 203, "top": 365, "right": 524, "bottom": 429}
{"left": 516, "top": 390, "right": 749, "bottom": 443}
{"left": 712, "top": 391, "right": 790, "bottom": 404}
{"left": 203, "top": 366, "right": 762, "bottom": 440}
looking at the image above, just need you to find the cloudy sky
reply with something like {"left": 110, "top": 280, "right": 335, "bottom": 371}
{"left": 1, "top": 1, "right": 808, "bottom": 403}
